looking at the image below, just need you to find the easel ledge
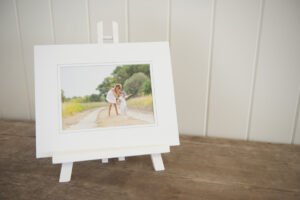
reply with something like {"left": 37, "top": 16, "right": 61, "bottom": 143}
{"left": 56, "top": 145, "right": 169, "bottom": 182}
{"left": 56, "top": 21, "right": 169, "bottom": 183}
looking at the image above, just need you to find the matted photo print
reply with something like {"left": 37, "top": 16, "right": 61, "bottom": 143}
{"left": 59, "top": 63, "right": 155, "bottom": 131}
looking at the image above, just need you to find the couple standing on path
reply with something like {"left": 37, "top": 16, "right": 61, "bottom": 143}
{"left": 106, "top": 84, "right": 128, "bottom": 117}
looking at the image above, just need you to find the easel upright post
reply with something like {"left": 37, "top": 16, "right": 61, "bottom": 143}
{"left": 97, "top": 21, "right": 119, "bottom": 44}
{"left": 97, "top": 21, "right": 124, "bottom": 163}
{"left": 112, "top": 21, "right": 119, "bottom": 43}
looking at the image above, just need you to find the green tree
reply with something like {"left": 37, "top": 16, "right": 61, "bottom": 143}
{"left": 142, "top": 79, "right": 152, "bottom": 95}
{"left": 83, "top": 95, "right": 91, "bottom": 102}
{"left": 112, "top": 64, "right": 150, "bottom": 85}
{"left": 90, "top": 94, "right": 100, "bottom": 102}
{"left": 100, "top": 95, "right": 106, "bottom": 102}
{"left": 96, "top": 77, "right": 115, "bottom": 98}
{"left": 61, "top": 90, "right": 66, "bottom": 102}
{"left": 124, "top": 72, "right": 148, "bottom": 96}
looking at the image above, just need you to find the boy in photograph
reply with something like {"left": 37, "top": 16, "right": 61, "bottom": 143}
{"left": 119, "top": 91, "right": 128, "bottom": 116}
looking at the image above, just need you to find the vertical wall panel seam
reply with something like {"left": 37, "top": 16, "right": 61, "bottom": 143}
{"left": 0, "top": 89, "right": 2, "bottom": 118}
{"left": 13, "top": 0, "right": 32, "bottom": 120}
{"left": 125, "top": 0, "right": 129, "bottom": 42}
{"left": 291, "top": 87, "right": 300, "bottom": 144}
{"left": 86, "top": 0, "right": 91, "bottom": 43}
{"left": 49, "top": 0, "right": 56, "bottom": 43}
{"left": 245, "top": 0, "right": 265, "bottom": 141}
{"left": 166, "top": 0, "right": 171, "bottom": 42}
{"left": 203, "top": 0, "right": 216, "bottom": 137}
{"left": 127, "top": 0, "right": 130, "bottom": 42}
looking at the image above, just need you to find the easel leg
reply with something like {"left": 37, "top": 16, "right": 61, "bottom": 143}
{"left": 118, "top": 157, "right": 125, "bottom": 161}
{"left": 59, "top": 162, "right": 73, "bottom": 182}
{"left": 151, "top": 154, "right": 165, "bottom": 171}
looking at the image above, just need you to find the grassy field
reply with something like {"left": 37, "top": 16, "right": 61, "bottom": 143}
{"left": 62, "top": 101, "right": 106, "bottom": 118}
{"left": 126, "top": 95, "right": 153, "bottom": 111}
{"left": 62, "top": 95, "right": 153, "bottom": 119}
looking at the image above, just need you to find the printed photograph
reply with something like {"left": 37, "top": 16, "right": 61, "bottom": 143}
{"left": 60, "top": 64, "right": 155, "bottom": 131}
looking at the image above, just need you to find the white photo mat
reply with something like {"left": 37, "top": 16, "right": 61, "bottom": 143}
{"left": 34, "top": 42, "right": 179, "bottom": 158}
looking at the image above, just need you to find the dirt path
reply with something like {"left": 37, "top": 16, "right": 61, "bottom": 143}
{"left": 66, "top": 107, "right": 105, "bottom": 130}
{"left": 126, "top": 107, "right": 154, "bottom": 123}
{"left": 63, "top": 106, "right": 155, "bottom": 130}
{"left": 96, "top": 106, "right": 154, "bottom": 128}
{"left": 62, "top": 107, "right": 102, "bottom": 130}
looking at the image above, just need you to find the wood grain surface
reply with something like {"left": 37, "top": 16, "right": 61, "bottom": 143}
{"left": 0, "top": 120, "right": 299, "bottom": 200}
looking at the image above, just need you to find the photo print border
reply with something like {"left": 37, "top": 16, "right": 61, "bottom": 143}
{"left": 57, "top": 61, "right": 158, "bottom": 134}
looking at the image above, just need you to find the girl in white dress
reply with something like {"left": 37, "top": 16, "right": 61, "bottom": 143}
{"left": 106, "top": 84, "right": 121, "bottom": 116}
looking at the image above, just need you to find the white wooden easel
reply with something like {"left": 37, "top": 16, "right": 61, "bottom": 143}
{"left": 55, "top": 21, "right": 168, "bottom": 182}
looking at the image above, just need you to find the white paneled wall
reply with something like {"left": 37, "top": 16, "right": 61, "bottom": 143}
{"left": 17, "top": 0, "right": 55, "bottom": 120}
{"left": 52, "top": 0, "right": 89, "bottom": 44}
{"left": 207, "top": 0, "right": 261, "bottom": 139}
{"left": 0, "top": 0, "right": 299, "bottom": 144}
{"left": 249, "top": 0, "right": 300, "bottom": 143}
{"left": 294, "top": 92, "right": 300, "bottom": 144}
{"left": 0, "top": 0, "right": 31, "bottom": 120}
{"left": 170, "top": 0, "right": 211, "bottom": 135}
{"left": 129, "top": 0, "right": 168, "bottom": 42}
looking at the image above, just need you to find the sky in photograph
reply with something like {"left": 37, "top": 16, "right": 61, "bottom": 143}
{"left": 60, "top": 65, "right": 117, "bottom": 98}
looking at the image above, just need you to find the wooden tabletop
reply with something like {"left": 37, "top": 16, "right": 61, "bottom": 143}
{"left": 0, "top": 120, "right": 300, "bottom": 200}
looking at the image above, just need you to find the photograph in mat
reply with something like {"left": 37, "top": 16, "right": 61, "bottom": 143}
{"left": 60, "top": 63, "right": 155, "bottom": 131}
